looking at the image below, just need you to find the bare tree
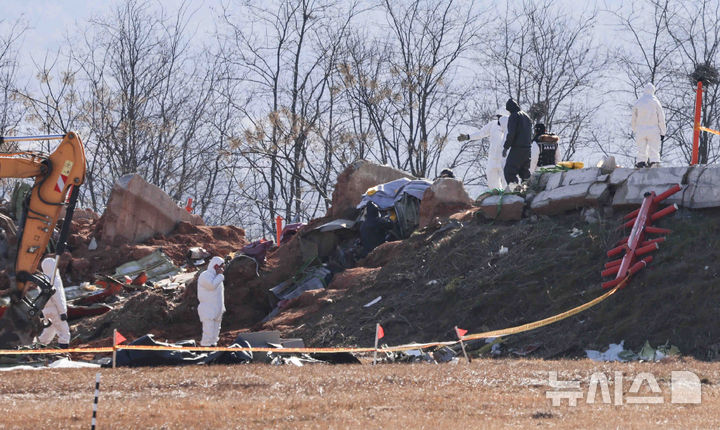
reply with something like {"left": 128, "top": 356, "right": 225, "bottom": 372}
{"left": 484, "top": 0, "right": 608, "bottom": 161}
{"left": 341, "top": 0, "right": 480, "bottom": 178}
{"left": 68, "top": 0, "right": 219, "bottom": 209}
{"left": 663, "top": 0, "right": 720, "bottom": 164}
{"left": 220, "top": 0, "right": 360, "bottom": 236}
{"left": 0, "top": 19, "right": 27, "bottom": 147}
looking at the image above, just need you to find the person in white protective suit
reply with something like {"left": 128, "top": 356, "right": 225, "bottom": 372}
{"left": 197, "top": 256, "right": 225, "bottom": 346}
{"left": 631, "top": 83, "right": 667, "bottom": 167}
{"left": 38, "top": 257, "right": 70, "bottom": 348}
{"left": 457, "top": 108, "right": 509, "bottom": 189}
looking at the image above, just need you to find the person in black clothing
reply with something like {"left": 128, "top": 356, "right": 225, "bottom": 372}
{"left": 359, "top": 202, "right": 393, "bottom": 257}
{"left": 530, "top": 123, "right": 561, "bottom": 172}
{"left": 501, "top": 98, "right": 533, "bottom": 186}
{"left": 438, "top": 168, "right": 455, "bottom": 179}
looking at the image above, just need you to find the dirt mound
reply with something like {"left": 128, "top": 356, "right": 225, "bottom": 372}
{"left": 274, "top": 208, "right": 720, "bottom": 360}
{"left": 358, "top": 241, "right": 403, "bottom": 268}
{"left": 64, "top": 219, "right": 246, "bottom": 283}
{"left": 73, "top": 289, "right": 174, "bottom": 341}
{"left": 327, "top": 267, "right": 381, "bottom": 290}
{"left": 64, "top": 218, "right": 247, "bottom": 344}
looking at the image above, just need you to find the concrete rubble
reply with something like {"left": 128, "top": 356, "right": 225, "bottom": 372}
{"left": 95, "top": 173, "right": 204, "bottom": 245}
{"left": 476, "top": 194, "right": 525, "bottom": 221}
{"left": 418, "top": 178, "right": 473, "bottom": 227}
{"left": 328, "top": 160, "right": 412, "bottom": 219}
{"left": 528, "top": 164, "right": 720, "bottom": 216}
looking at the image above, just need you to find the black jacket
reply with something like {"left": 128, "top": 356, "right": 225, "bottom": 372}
{"left": 503, "top": 99, "right": 533, "bottom": 150}
{"left": 360, "top": 203, "right": 393, "bottom": 256}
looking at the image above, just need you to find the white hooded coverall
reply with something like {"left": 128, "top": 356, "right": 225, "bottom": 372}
{"left": 631, "top": 83, "right": 667, "bottom": 164}
{"left": 197, "top": 256, "right": 225, "bottom": 346}
{"left": 38, "top": 258, "right": 70, "bottom": 345}
{"left": 470, "top": 112, "right": 509, "bottom": 190}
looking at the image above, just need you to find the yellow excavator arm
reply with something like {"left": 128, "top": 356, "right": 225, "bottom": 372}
{"left": 0, "top": 132, "right": 86, "bottom": 347}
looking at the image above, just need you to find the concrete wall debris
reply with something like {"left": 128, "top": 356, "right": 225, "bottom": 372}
{"left": 95, "top": 174, "right": 204, "bottom": 245}
{"left": 528, "top": 164, "right": 720, "bottom": 216}
{"left": 418, "top": 178, "right": 473, "bottom": 228}
{"left": 329, "top": 160, "right": 413, "bottom": 219}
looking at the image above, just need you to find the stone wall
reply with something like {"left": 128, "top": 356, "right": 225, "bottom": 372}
{"left": 526, "top": 164, "right": 720, "bottom": 216}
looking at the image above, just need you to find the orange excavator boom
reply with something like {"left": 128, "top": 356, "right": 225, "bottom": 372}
{"left": 0, "top": 132, "right": 86, "bottom": 347}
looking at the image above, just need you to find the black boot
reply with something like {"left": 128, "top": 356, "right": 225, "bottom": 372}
{"left": 58, "top": 343, "right": 69, "bottom": 349}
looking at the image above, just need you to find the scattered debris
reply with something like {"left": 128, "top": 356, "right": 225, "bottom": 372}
{"left": 112, "top": 334, "right": 253, "bottom": 367}
{"left": 187, "top": 247, "right": 210, "bottom": 265}
{"left": 569, "top": 227, "right": 584, "bottom": 238}
{"left": 239, "top": 239, "right": 274, "bottom": 265}
{"left": 585, "top": 341, "right": 629, "bottom": 362}
{"left": 280, "top": 223, "right": 305, "bottom": 244}
{"left": 363, "top": 296, "right": 382, "bottom": 307}
{"left": 586, "top": 340, "right": 680, "bottom": 362}
{"left": 0, "top": 357, "right": 100, "bottom": 371}
{"left": 270, "top": 265, "right": 333, "bottom": 302}
{"left": 113, "top": 250, "right": 179, "bottom": 283}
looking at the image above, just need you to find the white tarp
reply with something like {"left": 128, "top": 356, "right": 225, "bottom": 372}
{"left": 0, "top": 358, "right": 100, "bottom": 371}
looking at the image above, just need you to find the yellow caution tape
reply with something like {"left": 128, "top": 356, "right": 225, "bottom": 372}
{"left": 0, "top": 279, "right": 626, "bottom": 356}
{"left": 699, "top": 126, "right": 720, "bottom": 136}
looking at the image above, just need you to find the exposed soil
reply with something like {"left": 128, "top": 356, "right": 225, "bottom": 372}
{"left": 61, "top": 218, "right": 248, "bottom": 344}
{"left": 64, "top": 204, "right": 720, "bottom": 362}
{"left": 67, "top": 217, "right": 246, "bottom": 283}
{"left": 261, "top": 208, "right": 720, "bottom": 360}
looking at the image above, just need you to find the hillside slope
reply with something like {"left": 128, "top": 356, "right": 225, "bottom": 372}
{"left": 259, "top": 208, "right": 720, "bottom": 360}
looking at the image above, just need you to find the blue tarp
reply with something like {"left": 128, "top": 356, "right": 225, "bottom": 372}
{"left": 356, "top": 178, "right": 432, "bottom": 210}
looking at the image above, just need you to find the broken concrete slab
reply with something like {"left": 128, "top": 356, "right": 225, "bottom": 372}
{"left": 113, "top": 249, "right": 180, "bottom": 283}
{"left": 612, "top": 167, "right": 688, "bottom": 208}
{"left": 586, "top": 183, "right": 611, "bottom": 206}
{"left": 609, "top": 168, "right": 634, "bottom": 186}
{"left": 418, "top": 178, "right": 473, "bottom": 228}
{"left": 561, "top": 168, "right": 601, "bottom": 186}
{"left": 531, "top": 183, "right": 592, "bottom": 215}
{"left": 682, "top": 165, "right": 720, "bottom": 209}
{"left": 545, "top": 172, "right": 564, "bottom": 190}
{"left": 96, "top": 174, "right": 204, "bottom": 245}
{"left": 478, "top": 194, "right": 525, "bottom": 221}
{"left": 328, "top": 160, "right": 413, "bottom": 219}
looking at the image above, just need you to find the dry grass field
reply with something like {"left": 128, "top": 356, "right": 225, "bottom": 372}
{"left": 0, "top": 358, "right": 718, "bottom": 429}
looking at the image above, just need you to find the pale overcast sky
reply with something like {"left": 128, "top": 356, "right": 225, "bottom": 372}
{"left": 3, "top": 0, "right": 654, "bottom": 168}
{"left": 5, "top": 0, "right": 216, "bottom": 53}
